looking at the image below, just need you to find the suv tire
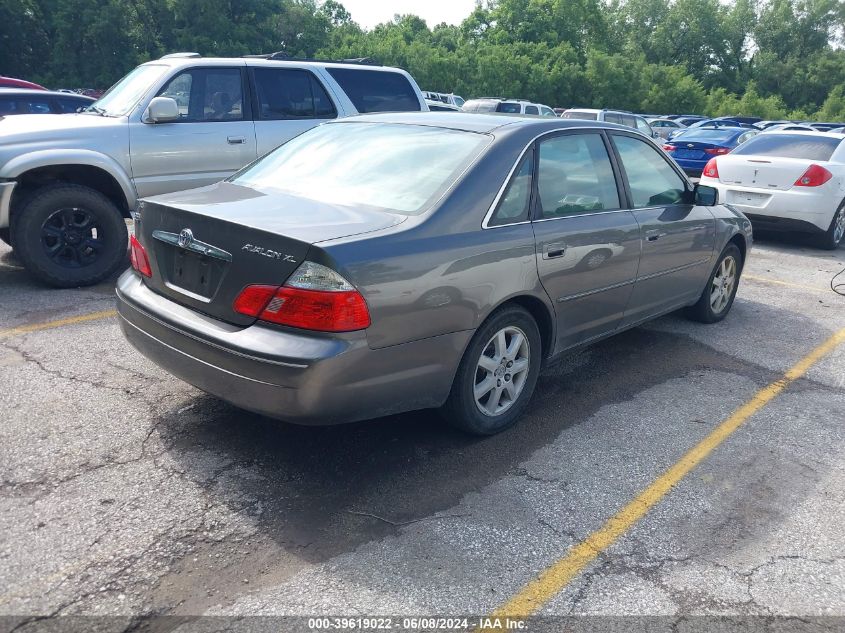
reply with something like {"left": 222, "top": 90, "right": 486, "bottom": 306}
{"left": 12, "top": 184, "right": 128, "bottom": 287}
{"left": 441, "top": 305, "right": 542, "bottom": 435}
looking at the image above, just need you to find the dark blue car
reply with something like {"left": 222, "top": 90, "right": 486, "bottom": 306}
{"left": 663, "top": 127, "right": 758, "bottom": 176}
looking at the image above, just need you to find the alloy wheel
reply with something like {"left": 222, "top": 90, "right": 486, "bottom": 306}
{"left": 710, "top": 255, "right": 737, "bottom": 314}
{"left": 834, "top": 206, "right": 845, "bottom": 245}
{"left": 474, "top": 326, "right": 531, "bottom": 416}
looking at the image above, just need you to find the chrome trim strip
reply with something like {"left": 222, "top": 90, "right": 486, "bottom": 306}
{"left": 557, "top": 278, "right": 635, "bottom": 302}
{"left": 533, "top": 208, "right": 628, "bottom": 223}
{"left": 152, "top": 229, "right": 233, "bottom": 262}
{"left": 636, "top": 257, "right": 710, "bottom": 282}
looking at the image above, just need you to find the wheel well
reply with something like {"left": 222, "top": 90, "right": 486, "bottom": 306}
{"left": 500, "top": 295, "right": 555, "bottom": 359}
{"left": 11, "top": 165, "right": 129, "bottom": 220}
{"left": 728, "top": 233, "right": 746, "bottom": 268}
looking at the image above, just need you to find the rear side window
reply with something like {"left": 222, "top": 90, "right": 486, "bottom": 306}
{"left": 732, "top": 134, "right": 841, "bottom": 160}
{"left": 58, "top": 98, "right": 85, "bottom": 113}
{"left": 326, "top": 68, "right": 420, "bottom": 113}
{"left": 24, "top": 99, "right": 53, "bottom": 113}
{"left": 613, "top": 135, "right": 686, "bottom": 208}
{"left": 253, "top": 68, "right": 336, "bottom": 120}
{"left": 563, "top": 111, "right": 598, "bottom": 120}
{"left": 525, "top": 105, "right": 539, "bottom": 115}
{"left": 537, "top": 133, "right": 620, "bottom": 218}
{"left": 0, "top": 98, "right": 18, "bottom": 114}
{"left": 605, "top": 112, "right": 623, "bottom": 125}
{"left": 489, "top": 149, "right": 534, "bottom": 226}
{"left": 621, "top": 115, "right": 637, "bottom": 129}
{"left": 497, "top": 102, "right": 521, "bottom": 114}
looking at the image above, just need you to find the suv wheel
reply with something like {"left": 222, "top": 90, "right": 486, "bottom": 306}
{"left": 12, "top": 184, "right": 128, "bottom": 287}
{"left": 441, "top": 305, "right": 542, "bottom": 435}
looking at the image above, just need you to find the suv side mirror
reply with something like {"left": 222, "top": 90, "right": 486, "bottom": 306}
{"left": 694, "top": 183, "right": 718, "bottom": 206}
{"left": 145, "top": 97, "right": 179, "bottom": 123}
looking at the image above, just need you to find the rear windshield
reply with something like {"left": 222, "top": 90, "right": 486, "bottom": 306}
{"left": 326, "top": 68, "right": 420, "bottom": 113}
{"left": 562, "top": 111, "right": 598, "bottom": 120}
{"left": 674, "top": 129, "right": 737, "bottom": 142}
{"left": 232, "top": 122, "right": 490, "bottom": 215}
{"left": 732, "top": 134, "right": 841, "bottom": 160}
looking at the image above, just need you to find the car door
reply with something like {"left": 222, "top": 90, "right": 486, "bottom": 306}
{"left": 531, "top": 131, "right": 642, "bottom": 351}
{"left": 129, "top": 66, "right": 257, "bottom": 198}
{"left": 609, "top": 132, "right": 716, "bottom": 326}
{"left": 249, "top": 67, "right": 339, "bottom": 156}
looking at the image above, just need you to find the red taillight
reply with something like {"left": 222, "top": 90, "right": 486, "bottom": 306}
{"left": 129, "top": 235, "right": 151, "bottom": 277}
{"left": 662, "top": 144, "right": 676, "bottom": 152}
{"left": 704, "top": 147, "right": 730, "bottom": 155}
{"left": 702, "top": 158, "right": 719, "bottom": 179}
{"left": 234, "top": 285, "right": 370, "bottom": 332}
{"left": 794, "top": 164, "right": 832, "bottom": 187}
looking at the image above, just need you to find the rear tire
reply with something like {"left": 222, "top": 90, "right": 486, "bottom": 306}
{"left": 685, "top": 243, "right": 742, "bottom": 324}
{"left": 440, "top": 305, "right": 542, "bottom": 435}
{"left": 817, "top": 202, "right": 845, "bottom": 250}
{"left": 12, "top": 184, "right": 128, "bottom": 288}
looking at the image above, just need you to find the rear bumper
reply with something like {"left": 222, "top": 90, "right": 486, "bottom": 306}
{"left": 670, "top": 157, "right": 707, "bottom": 176}
{"left": 705, "top": 181, "right": 837, "bottom": 233}
{"left": 116, "top": 271, "right": 471, "bottom": 425}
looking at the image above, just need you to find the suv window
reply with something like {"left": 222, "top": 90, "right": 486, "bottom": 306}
{"left": 488, "top": 149, "right": 534, "bottom": 226}
{"left": 253, "top": 68, "right": 336, "bottom": 120}
{"left": 0, "top": 97, "right": 18, "bottom": 114}
{"left": 605, "top": 112, "right": 623, "bottom": 125}
{"left": 497, "top": 102, "right": 521, "bottom": 114}
{"left": 25, "top": 98, "right": 53, "bottom": 114}
{"left": 613, "top": 135, "right": 686, "bottom": 208}
{"left": 326, "top": 68, "right": 420, "bottom": 113}
{"left": 525, "top": 105, "right": 539, "bottom": 115}
{"left": 537, "top": 133, "right": 620, "bottom": 218}
{"left": 58, "top": 98, "right": 85, "bottom": 113}
{"left": 562, "top": 111, "right": 598, "bottom": 120}
{"left": 158, "top": 68, "right": 244, "bottom": 122}
{"left": 621, "top": 114, "right": 637, "bottom": 129}
{"left": 540, "top": 106, "right": 555, "bottom": 117}
{"left": 635, "top": 117, "right": 653, "bottom": 136}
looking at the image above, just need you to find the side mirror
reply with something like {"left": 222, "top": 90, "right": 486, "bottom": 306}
{"left": 694, "top": 183, "right": 718, "bottom": 206}
{"left": 145, "top": 96, "right": 179, "bottom": 123}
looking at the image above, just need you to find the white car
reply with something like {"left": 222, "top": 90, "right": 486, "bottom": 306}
{"left": 700, "top": 131, "right": 845, "bottom": 249}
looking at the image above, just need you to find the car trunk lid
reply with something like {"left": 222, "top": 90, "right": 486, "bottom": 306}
{"left": 714, "top": 155, "right": 820, "bottom": 190}
{"left": 136, "top": 182, "right": 404, "bottom": 326}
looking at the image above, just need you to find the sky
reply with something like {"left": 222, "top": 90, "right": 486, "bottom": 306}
{"left": 338, "top": 0, "right": 480, "bottom": 30}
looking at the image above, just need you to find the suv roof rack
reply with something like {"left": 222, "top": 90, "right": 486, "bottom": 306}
{"left": 242, "top": 52, "right": 379, "bottom": 65}
{"left": 159, "top": 52, "right": 202, "bottom": 59}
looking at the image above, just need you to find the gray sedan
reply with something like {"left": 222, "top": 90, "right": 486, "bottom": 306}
{"left": 117, "top": 114, "right": 752, "bottom": 435}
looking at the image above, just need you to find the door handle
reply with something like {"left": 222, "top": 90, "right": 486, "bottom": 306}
{"left": 227, "top": 136, "right": 246, "bottom": 144}
{"left": 543, "top": 242, "right": 567, "bottom": 259}
{"left": 646, "top": 230, "right": 666, "bottom": 242}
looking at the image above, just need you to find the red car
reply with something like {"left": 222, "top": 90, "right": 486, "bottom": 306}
{"left": 0, "top": 76, "right": 46, "bottom": 90}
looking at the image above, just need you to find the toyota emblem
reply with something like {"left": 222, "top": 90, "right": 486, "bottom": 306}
{"left": 178, "top": 228, "right": 194, "bottom": 248}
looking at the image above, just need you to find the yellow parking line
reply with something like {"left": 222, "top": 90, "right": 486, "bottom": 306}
{"left": 482, "top": 326, "right": 845, "bottom": 623}
{"left": 744, "top": 274, "right": 828, "bottom": 293}
{"left": 0, "top": 309, "right": 117, "bottom": 339}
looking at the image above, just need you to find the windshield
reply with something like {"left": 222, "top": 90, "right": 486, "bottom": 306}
{"left": 90, "top": 64, "right": 169, "bottom": 116}
{"left": 232, "top": 122, "right": 490, "bottom": 215}
{"left": 732, "top": 134, "right": 842, "bottom": 160}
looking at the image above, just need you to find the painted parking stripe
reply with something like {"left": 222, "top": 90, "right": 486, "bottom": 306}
{"left": 744, "top": 274, "right": 830, "bottom": 294}
{"left": 481, "top": 326, "right": 845, "bottom": 624}
{"left": 0, "top": 309, "right": 117, "bottom": 339}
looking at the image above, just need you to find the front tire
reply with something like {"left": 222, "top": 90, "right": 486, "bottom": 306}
{"left": 12, "top": 184, "right": 128, "bottom": 288}
{"left": 817, "top": 202, "right": 845, "bottom": 250}
{"left": 441, "top": 305, "right": 542, "bottom": 435}
{"left": 686, "top": 243, "right": 742, "bottom": 323}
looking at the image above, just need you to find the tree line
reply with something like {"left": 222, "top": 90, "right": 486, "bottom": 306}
{"left": 2, "top": 0, "right": 845, "bottom": 120}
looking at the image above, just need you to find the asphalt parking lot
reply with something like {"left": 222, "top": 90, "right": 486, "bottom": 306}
{"left": 1, "top": 234, "right": 844, "bottom": 631}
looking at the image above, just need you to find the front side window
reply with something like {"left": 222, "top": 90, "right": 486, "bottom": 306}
{"left": 537, "top": 133, "right": 620, "bottom": 218}
{"left": 488, "top": 149, "right": 534, "bottom": 226}
{"left": 326, "top": 68, "right": 420, "bottom": 113}
{"left": 157, "top": 68, "right": 244, "bottom": 122}
{"left": 525, "top": 105, "right": 539, "bottom": 115}
{"left": 25, "top": 99, "right": 52, "bottom": 114}
{"left": 59, "top": 98, "right": 86, "bottom": 113}
{"left": 253, "top": 68, "right": 336, "bottom": 120}
{"left": 232, "top": 122, "right": 490, "bottom": 215}
{"left": 605, "top": 112, "right": 623, "bottom": 125}
{"left": 635, "top": 118, "right": 652, "bottom": 135}
{"left": 613, "top": 134, "right": 686, "bottom": 208}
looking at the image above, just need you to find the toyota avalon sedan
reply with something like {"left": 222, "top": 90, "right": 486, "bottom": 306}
{"left": 117, "top": 114, "right": 752, "bottom": 435}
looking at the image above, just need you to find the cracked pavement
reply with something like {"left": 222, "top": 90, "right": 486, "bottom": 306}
{"left": 0, "top": 235, "right": 844, "bottom": 630}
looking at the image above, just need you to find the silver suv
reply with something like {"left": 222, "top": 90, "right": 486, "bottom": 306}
{"left": 562, "top": 108, "right": 658, "bottom": 139}
{"left": 0, "top": 52, "right": 426, "bottom": 286}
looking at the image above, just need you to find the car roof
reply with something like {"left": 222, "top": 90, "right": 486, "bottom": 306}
{"left": 0, "top": 88, "right": 94, "bottom": 99}
{"left": 332, "top": 112, "right": 639, "bottom": 135}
